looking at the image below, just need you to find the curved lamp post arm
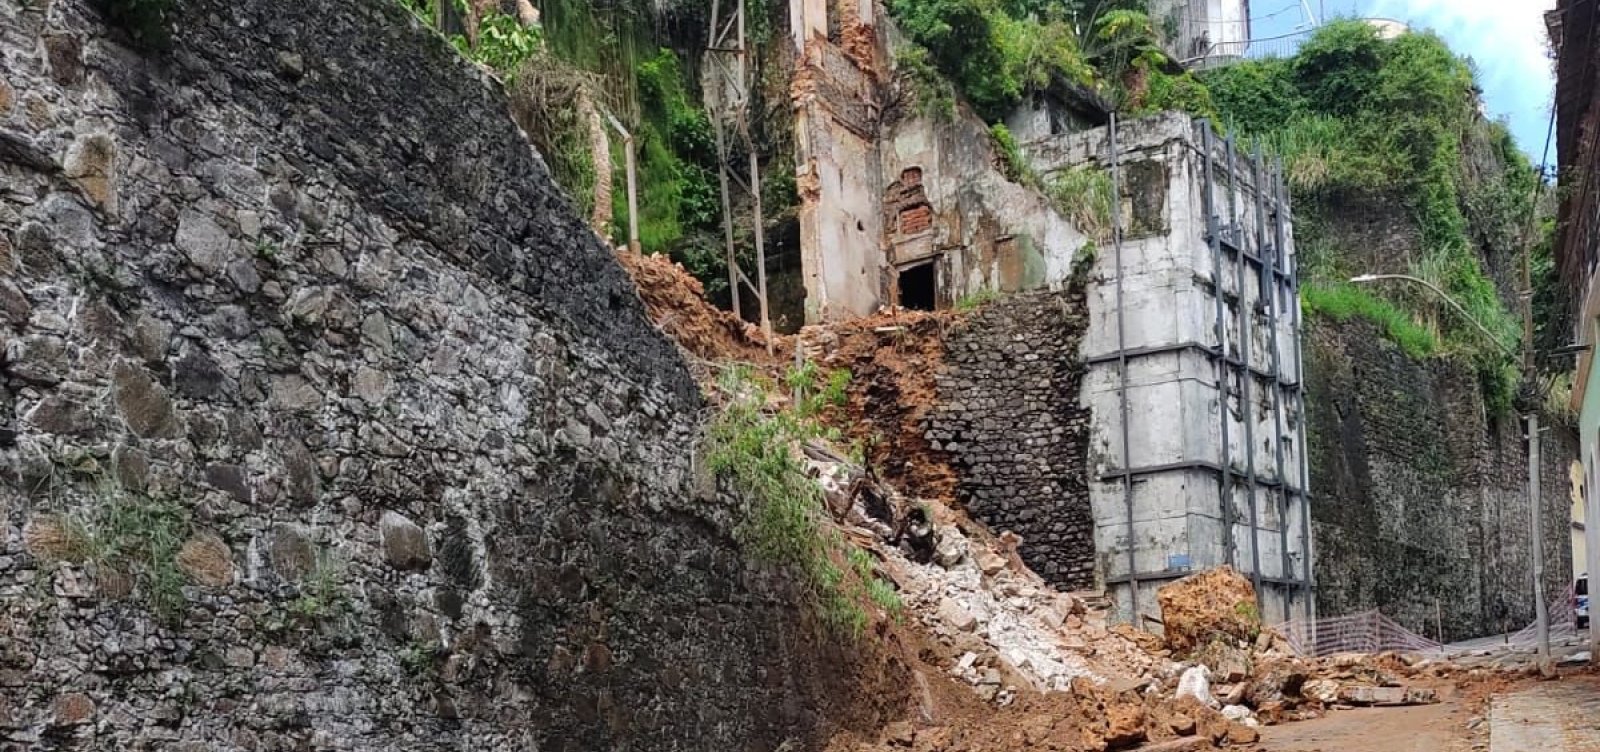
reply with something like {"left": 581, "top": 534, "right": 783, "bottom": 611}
{"left": 1348, "top": 274, "right": 1520, "bottom": 361}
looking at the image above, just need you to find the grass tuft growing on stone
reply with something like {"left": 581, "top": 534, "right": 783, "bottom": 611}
{"left": 289, "top": 550, "right": 347, "bottom": 622}
{"left": 27, "top": 482, "right": 194, "bottom": 624}
{"left": 1302, "top": 282, "right": 1439, "bottom": 359}
{"left": 1046, "top": 166, "right": 1115, "bottom": 242}
{"left": 954, "top": 288, "right": 1000, "bottom": 312}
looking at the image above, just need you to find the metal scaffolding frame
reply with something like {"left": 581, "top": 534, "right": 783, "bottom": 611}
{"left": 1095, "top": 118, "right": 1313, "bottom": 626}
{"left": 1199, "top": 121, "right": 1313, "bottom": 621}
{"left": 705, "top": 0, "right": 773, "bottom": 344}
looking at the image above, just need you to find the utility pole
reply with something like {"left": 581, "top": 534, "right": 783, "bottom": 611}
{"left": 1522, "top": 206, "right": 1554, "bottom": 677}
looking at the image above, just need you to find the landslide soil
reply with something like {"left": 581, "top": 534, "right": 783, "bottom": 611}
{"left": 612, "top": 249, "right": 782, "bottom": 367}
{"left": 812, "top": 311, "right": 960, "bottom": 504}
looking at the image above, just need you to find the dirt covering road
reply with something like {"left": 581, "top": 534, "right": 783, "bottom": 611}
{"left": 1254, "top": 691, "right": 1481, "bottom": 752}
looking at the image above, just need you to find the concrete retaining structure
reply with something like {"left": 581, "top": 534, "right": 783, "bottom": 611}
{"left": 1026, "top": 114, "right": 1312, "bottom": 626}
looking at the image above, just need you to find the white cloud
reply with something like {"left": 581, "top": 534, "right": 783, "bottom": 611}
{"left": 1366, "top": 0, "right": 1555, "bottom": 150}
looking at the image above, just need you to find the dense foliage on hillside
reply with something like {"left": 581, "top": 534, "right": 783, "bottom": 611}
{"left": 398, "top": 0, "right": 730, "bottom": 293}
{"left": 1201, "top": 21, "right": 1546, "bottom": 410}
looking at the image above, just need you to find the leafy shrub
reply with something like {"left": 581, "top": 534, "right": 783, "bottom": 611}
{"left": 989, "top": 123, "right": 1037, "bottom": 187}
{"left": 1138, "top": 68, "right": 1218, "bottom": 120}
{"left": 706, "top": 366, "right": 892, "bottom": 637}
{"left": 895, "top": 45, "right": 958, "bottom": 120}
{"left": 460, "top": 12, "right": 545, "bottom": 75}
{"left": 890, "top": 0, "right": 1091, "bottom": 121}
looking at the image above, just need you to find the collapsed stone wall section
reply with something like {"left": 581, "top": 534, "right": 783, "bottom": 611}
{"left": 0, "top": 0, "right": 905, "bottom": 749}
{"left": 926, "top": 288, "right": 1096, "bottom": 590}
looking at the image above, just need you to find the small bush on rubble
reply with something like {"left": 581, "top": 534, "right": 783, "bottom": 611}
{"left": 707, "top": 365, "right": 902, "bottom": 636}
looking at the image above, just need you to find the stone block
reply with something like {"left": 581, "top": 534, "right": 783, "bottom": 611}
{"left": 380, "top": 511, "right": 431, "bottom": 571}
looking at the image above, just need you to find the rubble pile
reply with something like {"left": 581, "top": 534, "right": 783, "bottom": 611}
{"left": 801, "top": 313, "right": 961, "bottom": 504}
{"left": 1156, "top": 566, "right": 1262, "bottom": 655}
{"left": 806, "top": 444, "right": 1164, "bottom": 695}
{"left": 611, "top": 249, "right": 779, "bottom": 365}
{"left": 613, "top": 230, "right": 1532, "bottom": 752}
{"left": 808, "top": 450, "right": 1465, "bottom": 751}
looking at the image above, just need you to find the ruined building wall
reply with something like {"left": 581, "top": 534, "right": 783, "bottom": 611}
{"left": 926, "top": 290, "right": 1096, "bottom": 590}
{"left": 0, "top": 1, "right": 906, "bottom": 748}
{"left": 1307, "top": 319, "right": 1576, "bottom": 641}
{"left": 876, "top": 103, "right": 1094, "bottom": 305}
{"left": 791, "top": 4, "right": 1094, "bottom": 322}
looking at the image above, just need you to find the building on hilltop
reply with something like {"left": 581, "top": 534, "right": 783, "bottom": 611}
{"left": 1147, "top": 0, "right": 1254, "bottom": 67}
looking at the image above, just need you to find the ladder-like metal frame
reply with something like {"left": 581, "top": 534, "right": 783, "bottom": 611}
{"left": 705, "top": 0, "right": 772, "bottom": 344}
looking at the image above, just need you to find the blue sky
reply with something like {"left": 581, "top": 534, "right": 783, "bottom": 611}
{"left": 1249, "top": 0, "right": 1558, "bottom": 163}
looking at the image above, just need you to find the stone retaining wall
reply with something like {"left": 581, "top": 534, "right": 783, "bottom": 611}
{"left": 926, "top": 289, "right": 1096, "bottom": 590}
{"left": 0, "top": 1, "right": 898, "bottom": 748}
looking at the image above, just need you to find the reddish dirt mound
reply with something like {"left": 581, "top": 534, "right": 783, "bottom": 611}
{"left": 613, "top": 250, "right": 781, "bottom": 366}
{"left": 1157, "top": 566, "right": 1261, "bottom": 655}
{"left": 808, "top": 311, "right": 961, "bottom": 504}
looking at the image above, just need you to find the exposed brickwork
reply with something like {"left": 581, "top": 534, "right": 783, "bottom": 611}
{"left": 898, "top": 204, "right": 933, "bottom": 235}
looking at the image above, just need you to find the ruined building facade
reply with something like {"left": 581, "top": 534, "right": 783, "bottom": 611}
{"left": 789, "top": 0, "right": 1313, "bottom": 625}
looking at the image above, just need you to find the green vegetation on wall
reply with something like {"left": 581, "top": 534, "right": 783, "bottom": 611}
{"left": 623, "top": 49, "right": 725, "bottom": 289}
{"left": 1201, "top": 21, "right": 1539, "bottom": 411}
{"left": 888, "top": 0, "right": 1091, "bottom": 121}
{"left": 707, "top": 365, "right": 900, "bottom": 637}
{"left": 888, "top": 0, "right": 1212, "bottom": 121}
{"left": 397, "top": 0, "right": 733, "bottom": 292}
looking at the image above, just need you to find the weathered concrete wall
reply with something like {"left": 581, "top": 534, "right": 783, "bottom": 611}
{"left": 795, "top": 37, "right": 887, "bottom": 322}
{"left": 1307, "top": 319, "right": 1576, "bottom": 641}
{"left": 0, "top": 1, "right": 903, "bottom": 748}
{"left": 879, "top": 107, "right": 1093, "bottom": 303}
{"left": 792, "top": 8, "right": 1095, "bottom": 322}
{"left": 1030, "top": 114, "right": 1312, "bottom": 626}
{"left": 926, "top": 289, "right": 1096, "bottom": 590}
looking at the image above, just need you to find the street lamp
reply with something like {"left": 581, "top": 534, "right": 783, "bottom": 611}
{"left": 1348, "top": 274, "right": 1519, "bottom": 359}
{"left": 1348, "top": 272, "right": 1553, "bottom": 674}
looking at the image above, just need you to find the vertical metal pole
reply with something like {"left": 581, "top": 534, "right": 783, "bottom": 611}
{"left": 1228, "top": 134, "right": 1264, "bottom": 606}
{"left": 1281, "top": 161, "right": 1315, "bottom": 623}
{"left": 707, "top": 0, "right": 741, "bottom": 319}
{"left": 1110, "top": 114, "right": 1140, "bottom": 626}
{"left": 624, "top": 134, "right": 641, "bottom": 255}
{"left": 1201, "top": 122, "right": 1237, "bottom": 568}
{"left": 1258, "top": 147, "right": 1292, "bottom": 622}
{"left": 1532, "top": 412, "right": 1552, "bottom": 674}
{"left": 1519, "top": 154, "right": 1551, "bottom": 674}
{"left": 749, "top": 150, "right": 773, "bottom": 351}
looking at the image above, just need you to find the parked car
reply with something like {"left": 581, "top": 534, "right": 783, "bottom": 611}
{"left": 1578, "top": 574, "right": 1590, "bottom": 630}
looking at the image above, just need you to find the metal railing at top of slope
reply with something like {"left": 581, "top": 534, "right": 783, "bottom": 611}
{"left": 1274, "top": 586, "right": 1579, "bottom": 658}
